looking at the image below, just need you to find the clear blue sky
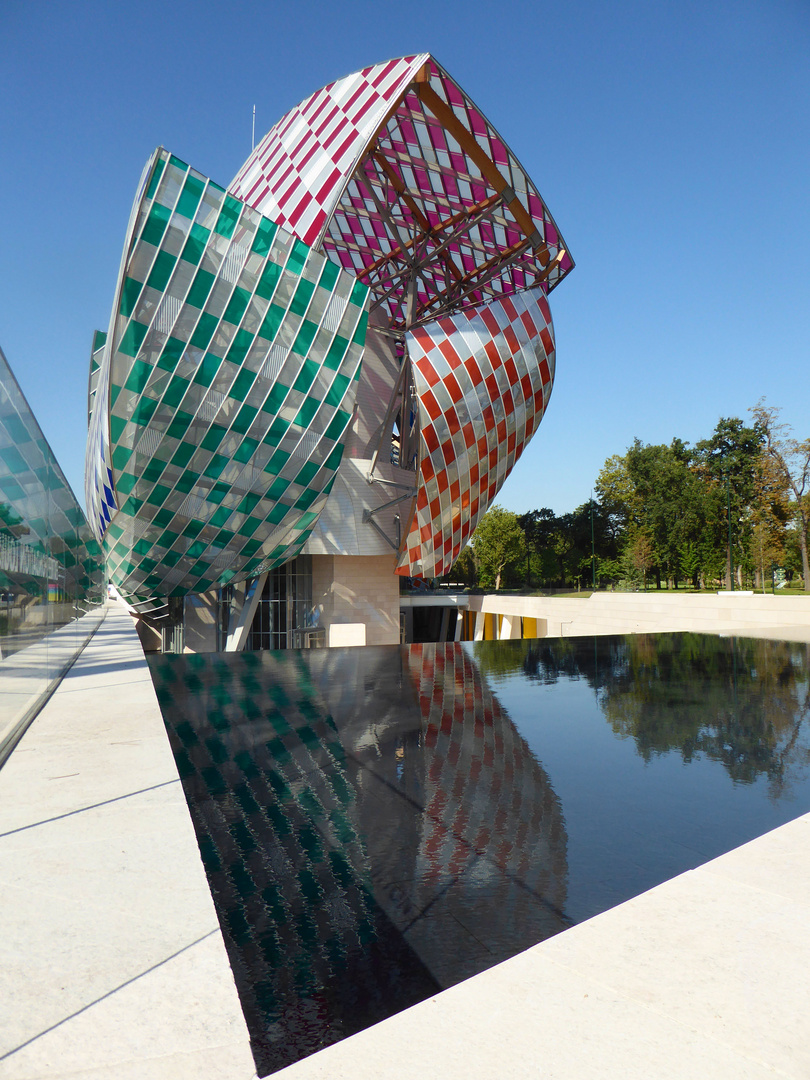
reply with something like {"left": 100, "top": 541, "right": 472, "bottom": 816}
{"left": 1, "top": 0, "right": 808, "bottom": 516}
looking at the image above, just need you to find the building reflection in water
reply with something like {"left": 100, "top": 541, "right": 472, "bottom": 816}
{"left": 149, "top": 642, "right": 569, "bottom": 1076}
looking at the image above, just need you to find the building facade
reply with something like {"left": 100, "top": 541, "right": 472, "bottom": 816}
{"left": 85, "top": 54, "right": 573, "bottom": 650}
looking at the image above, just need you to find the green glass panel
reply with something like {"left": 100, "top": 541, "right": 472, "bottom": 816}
{"left": 323, "top": 334, "right": 348, "bottom": 370}
{"left": 318, "top": 258, "right": 339, "bottom": 292}
{"left": 251, "top": 219, "right": 278, "bottom": 256}
{"left": 214, "top": 195, "right": 241, "bottom": 239}
{"left": 240, "top": 537, "right": 262, "bottom": 557}
{"left": 175, "top": 472, "right": 196, "bottom": 494}
{"left": 121, "top": 495, "right": 144, "bottom": 516}
{"left": 324, "top": 409, "right": 348, "bottom": 444}
{"left": 182, "top": 520, "right": 204, "bottom": 539}
{"left": 325, "top": 444, "right": 344, "bottom": 471}
{"left": 168, "top": 154, "right": 187, "bottom": 171}
{"left": 263, "top": 383, "right": 288, "bottom": 414}
{"left": 325, "top": 372, "right": 350, "bottom": 408}
{"left": 296, "top": 461, "right": 319, "bottom": 486}
{"left": 111, "top": 445, "right": 132, "bottom": 471}
{"left": 162, "top": 375, "right": 189, "bottom": 408}
{"left": 124, "top": 359, "right": 152, "bottom": 395}
{"left": 131, "top": 396, "right": 158, "bottom": 428}
{"left": 228, "top": 368, "right": 255, "bottom": 402}
{"left": 208, "top": 505, "right": 232, "bottom": 528}
{"left": 186, "top": 268, "right": 215, "bottom": 310}
{"left": 170, "top": 442, "right": 195, "bottom": 468}
{"left": 295, "top": 397, "right": 318, "bottom": 428}
{"left": 201, "top": 425, "right": 226, "bottom": 452}
{"left": 289, "top": 278, "right": 315, "bottom": 318}
{"left": 190, "top": 312, "right": 218, "bottom": 351}
{"left": 231, "top": 403, "right": 258, "bottom": 435}
{"left": 157, "top": 336, "right": 187, "bottom": 371}
{"left": 287, "top": 239, "right": 308, "bottom": 276}
{"left": 292, "top": 358, "right": 319, "bottom": 394}
{"left": 225, "top": 328, "right": 254, "bottom": 367}
{"left": 120, "top": 277, "right": 142, "bottom": 317}
{"left": 186, "top": 540, "right": 206, "bottom": 560}
{"left": 291, "top": 319, "right": 317, "bottom": 357}
{"left": 266, "top": 448, "right": 290, "bottom": 473}
{"left": 118, "top": 320, "right": 148, "bottom": 358}
{"left": 210, "top": 481, "right": 229, "bottom": 503}
{"left": 145, "top": 156, "right": 166, "bottom": 200}
{"left": 267, "top": 476, "right": 289, "bottom": 500}
{"left": 192, "top": 352, "right": 221, "bottom": 387}
{"left": 265, "top": 504, "right": 288, "bottom": 525}
{"left": 147, "top": 249, "right": 177, "bottom": 292}
{"left": 175, "top": 174, "right": 205, "bottom": 220}
{"left": 115, "top": 471, "right": 137, "bottom": 495}
{"left": 145, "top": 483, "right": 171, "bottom": 507}
{"left": 222, "top": 286, "right": 250, "bottom": 327}
{"left": 141, "top": 202, "right": 171, "bottom": 247}
{"left": 233, "top": 436, "right": 259, "bottom": 464}
{"left": 255, "top": 261, "right": 281, "bottom": 302}
{"left": 294, "top": 489, "right": 318, "bottom": 511}
{"left": 109, "top": 415, "right": 127, "bottom": 443}
{"left": 180, "top": 222, "right": 211, "bottom": 266}
{"left": 152, "top": 507, "right": 175, "bottom": 528}
{"left": 258, "top": 303, "right": 284, "bottom": 341}
{"left": 166, "top": 411, "right": 194, "bottom": 440}
{"left": 203, "top": 454, "right": 229, "bottom": 479}
{"left": 142, "top": 457, "right": 166, "bottom": 484}
{"left": 295, "top": 510, "right": 319, "bottom": 530}
{"left": 352, "top": 307, "right": 369, "bottom": 344}
{"left": 262, "top": 416, "right": 288, "bottom": 446}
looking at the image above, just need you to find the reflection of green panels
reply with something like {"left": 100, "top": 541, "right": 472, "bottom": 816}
{"left": 96, "top": 147, "right": 370, "bottom": 604}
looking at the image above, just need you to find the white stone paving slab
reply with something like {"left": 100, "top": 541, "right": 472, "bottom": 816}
{"left": 0, "top": 602, "right": 255, "bottom": 1080}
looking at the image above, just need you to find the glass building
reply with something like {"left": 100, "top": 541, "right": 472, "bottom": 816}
{"left": 85, "top": 54, "right": 573, "bottom": 651}
{"left": 0, "top": 345, "right": 104, "bottom": 766}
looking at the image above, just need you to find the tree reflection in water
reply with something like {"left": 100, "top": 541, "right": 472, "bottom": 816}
{"left": 473, "top": 634, "right": 810, "bottom": 796}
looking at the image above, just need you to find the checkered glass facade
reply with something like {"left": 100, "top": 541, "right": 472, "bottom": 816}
{"left": 87, "top": 149, "right": 369, "bottom": 603}
{"left": 399, "top": 288, "right": 555, "bottom": 578}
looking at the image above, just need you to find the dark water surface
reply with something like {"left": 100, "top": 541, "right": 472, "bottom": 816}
{"left": 147, "top": 634, "right": 810, "bottom": 1076}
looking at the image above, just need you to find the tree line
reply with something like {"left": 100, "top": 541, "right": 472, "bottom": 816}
{"left": 451, "top": 403, "right": 810, "bottom": 592}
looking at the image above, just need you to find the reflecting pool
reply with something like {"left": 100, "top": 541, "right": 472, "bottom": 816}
{"left": 148, "top": 633, "right": 810, "bottom": 1076}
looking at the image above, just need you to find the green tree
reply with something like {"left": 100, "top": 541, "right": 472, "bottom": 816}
{"left": 471, "top": 505, "right": 527, "bottom": 590}
{"left": 750, "top": 400, "right": 810, "bottom": 592}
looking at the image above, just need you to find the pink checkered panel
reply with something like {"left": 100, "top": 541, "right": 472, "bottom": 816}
{"left": 398, "top": 287, "right": 555, "bottom": 579}
{"left": 229, "top": 55, "right": 428, "bottom": 248}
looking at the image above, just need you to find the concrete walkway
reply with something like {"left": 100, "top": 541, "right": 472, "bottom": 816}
{"left": 0, "top": 602, "right": 255, "bottom": 1079}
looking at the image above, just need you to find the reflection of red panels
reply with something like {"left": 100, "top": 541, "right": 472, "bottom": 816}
{"left": 441, "top": 438, "right": 456, "bottom": 464}
{"left": 445, "top": 407, "right": 460, "bottom": 436}
{"left": 436, "top": 469, "right": 449, "bottom": 494}
{"left": 538, "top": 357, "right": 550, "bottom": 384}
{"left": 423, "top": 424, "right": 440, "bottom": 452}
{"left": 507, "top": 431, "right": 516, "bottom": 454}
{"left": 420, "top": 523, "right": 432, "bottom": 542}
{"left": 422, "top": 456, "right": 435, "bottom": 481}
{"left": 463, "top": 422, "right": 476, "bottom": 449}
{"left": 488, "top": 448, "right": 498, "bottom": 468}
{"left": 480, "top": 305, "right": 500, "bottom": 338}
{"left": 449, "top": 478, "right": 460, "bottom": 502}
{"left": 496, "top": 419, "right": 506, "bottom": 443}
{"left": 417, "top": 486, "right": 428, "bottom": 510}
{"left": 469, "top": 462, "right": 479, "bottom": 485}
{"left": 484, "top": 373, "right": 499, "bottom": 400}
{"left": 429, "top": 497, "right": 441, "bottom": 519}
{"left": 520, "top": 373, "right": 533, "bottom": 399}
{"left": 470, "top": 497, "right": 479, "bottom": 517}
{"left": 520, "top": 310, "right": 538, "bottom": 337}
